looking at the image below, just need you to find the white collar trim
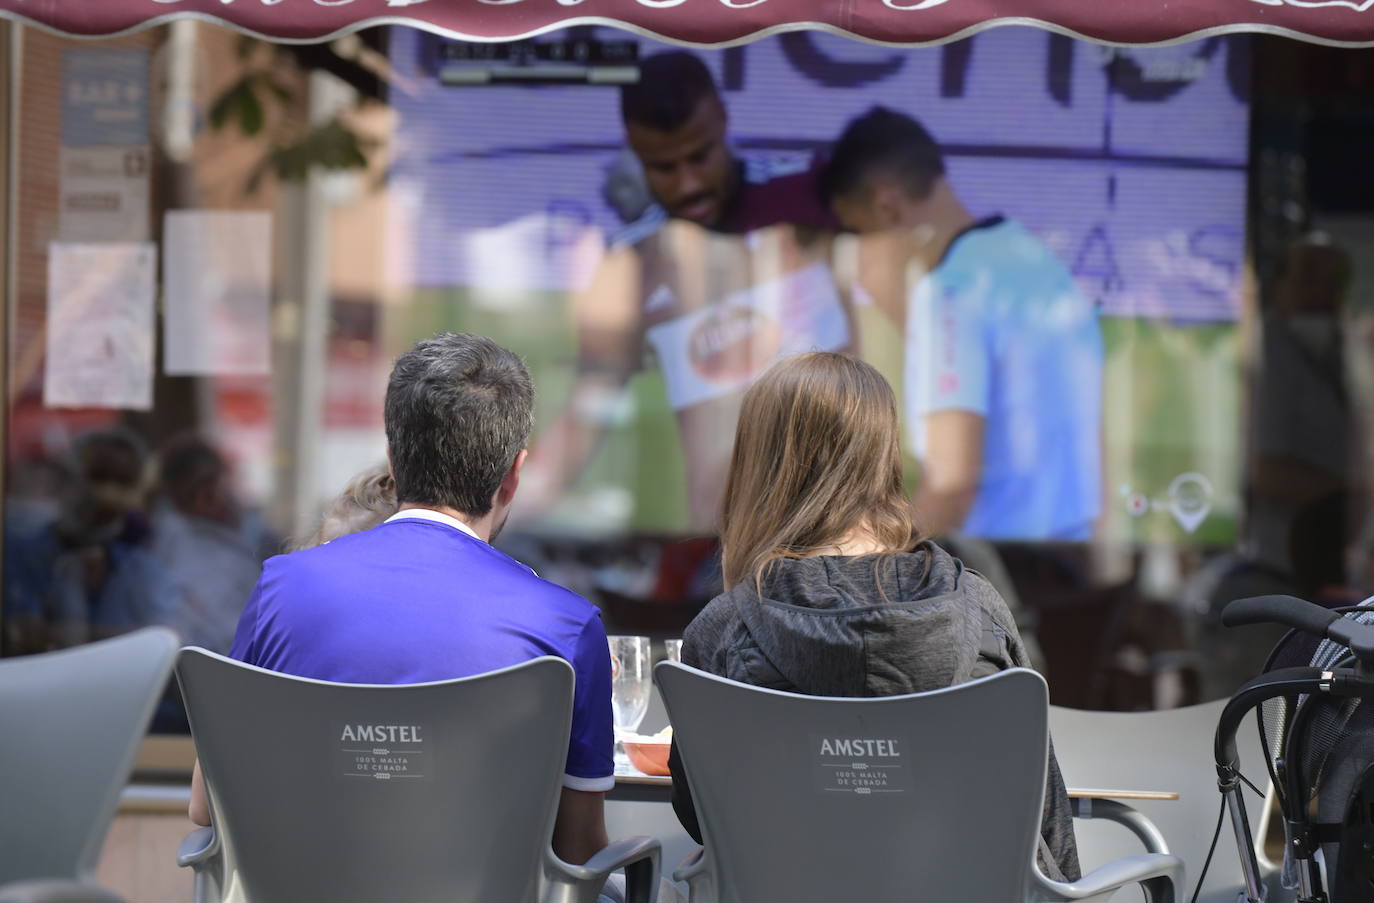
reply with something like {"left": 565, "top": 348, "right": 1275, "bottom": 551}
{"left": 385, "top": 508, "right": 482, "bottom": 542}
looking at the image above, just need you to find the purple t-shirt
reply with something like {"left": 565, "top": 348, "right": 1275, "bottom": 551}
{"left": 228, "top": 510, "right": 614, "bottom": 791}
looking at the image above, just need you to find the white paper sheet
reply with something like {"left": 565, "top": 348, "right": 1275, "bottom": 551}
{"left": 163, "top": 211, "right": 273, "bottom": 376}
{"left": 44, "top": 243, "right": 157, "bottom": 410}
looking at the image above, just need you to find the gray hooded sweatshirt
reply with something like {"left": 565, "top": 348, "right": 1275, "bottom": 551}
{"left": 667, "top": 541, "right": 1081, "bottom": 883}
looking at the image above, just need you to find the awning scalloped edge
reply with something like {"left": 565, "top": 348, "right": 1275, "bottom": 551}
{"left": 2, "top": 6, "right": 1374, "bottom": 49}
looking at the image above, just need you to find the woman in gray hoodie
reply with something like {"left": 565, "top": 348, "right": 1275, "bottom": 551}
{"left": 667, "top": 351, "right": 1081, "bottom": 883}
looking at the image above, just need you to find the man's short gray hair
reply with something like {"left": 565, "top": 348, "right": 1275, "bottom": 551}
{"left": 384, "top": 333, "right": 534, "bottom": 517}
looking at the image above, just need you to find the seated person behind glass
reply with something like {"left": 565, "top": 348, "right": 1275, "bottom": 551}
{"left": 152, "top": 437, "right": 277, "bottom": 655}
{"left": 4, "top": 429, "right": 175, "bottom": 653}
{"left": 185, "top": 465, "right": 397, "bottom": 823}
{"left": 666, "top": 352, "right": 1081, "bottom": 883}
{"left": 291, "top": 464, "right": 397, "bottom": 551}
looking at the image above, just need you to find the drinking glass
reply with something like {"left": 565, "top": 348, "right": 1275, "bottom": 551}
{"left": 664, "top": 639, "right": 683, "bottom": 663}
{"left": 608, "top": 635, "right": 651, "bottom": 765}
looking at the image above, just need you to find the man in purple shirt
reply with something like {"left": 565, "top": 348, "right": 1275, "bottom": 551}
{"left": 189, "top": 333, "right": 616, "bottom": 870}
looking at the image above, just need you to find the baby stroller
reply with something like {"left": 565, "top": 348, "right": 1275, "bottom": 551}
{"left": 1213, "top": 595, "right": 1374, "bottom": 902}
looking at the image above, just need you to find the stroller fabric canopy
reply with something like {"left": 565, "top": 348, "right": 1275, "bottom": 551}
{"left": 1, "top": 0, "right": 1373, "bottom": 47}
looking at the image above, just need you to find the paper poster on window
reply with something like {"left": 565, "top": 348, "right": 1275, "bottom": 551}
{"left": 62, "top": 49, "right": 150, "bottom": 148}
{"left": 59, "top": 49, "right": 152, "bottom": 242}
{"left": 44, "top": 243, "right": 156, "bottom": 411}
{"left": 59, "top": 146, "right": 151, "bottom": 242}
{"left": 163, "top": 211, "right": 272, "bottom": 376}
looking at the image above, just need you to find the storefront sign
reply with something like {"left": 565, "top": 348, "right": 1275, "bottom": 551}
{"left": 61, "top": 50, "right": 150, "bottom": 147}
{"left": 58, "top": 147, "right": 151, "bottom": 243}
{"left": 59, "top": 50, "right": 151, "bottom": 243}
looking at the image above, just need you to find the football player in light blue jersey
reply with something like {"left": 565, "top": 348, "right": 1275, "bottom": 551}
{"left": 820, "top": 107, "right": 1103, "bottom": 541}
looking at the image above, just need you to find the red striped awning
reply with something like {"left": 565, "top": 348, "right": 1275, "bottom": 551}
{"left": 1, "top": 0, "right": 1373, "bottom": 47}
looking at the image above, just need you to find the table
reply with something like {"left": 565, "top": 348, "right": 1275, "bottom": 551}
{"left": 1067, "top": 788, "right": 1179, "bottom": 801}
{"left": 118, "top": 776, "right": 1179, "bottom": 886}
{"left": 120, "top": 776, "right": 1179, "bottom": 809}
{"left": 608, "top": 770, "right": 674, "bottom": 803}
{"left": 608, "top": 770, "right": 1179, "bottom": 803}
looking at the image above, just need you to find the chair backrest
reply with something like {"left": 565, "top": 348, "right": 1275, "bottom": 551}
{"left": 1048, "top": 699, "right": 1279, "bottom": 903}
{"left": 0, "top": 628, "right": 179, "bottom": 884}
{"left": 655, "top": 663, "right": 1049, "bottom": 903}
{"left": 177, "top": 649, "right": 574, "bottom": 903}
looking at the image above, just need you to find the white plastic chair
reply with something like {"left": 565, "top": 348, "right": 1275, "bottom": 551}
{"left": 177, "top": 650, "right": 660, "bottom": 903}
{"left": 1049, "top": 700, "right": 1288, "bottom": 902}
{"left": 0, "top": 628, "right": 179, "bottom": 903}
{"left": 657, "top": 662, "right": 1183, "bottom": 902}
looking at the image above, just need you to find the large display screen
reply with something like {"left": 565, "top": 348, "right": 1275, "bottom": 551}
{"left": 387, "top": 29, "right": 1250, "bottom": 547}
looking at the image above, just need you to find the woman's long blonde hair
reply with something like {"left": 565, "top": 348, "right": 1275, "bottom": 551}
{"left": 720, "top": 352, "right": 921, "bottom": 590}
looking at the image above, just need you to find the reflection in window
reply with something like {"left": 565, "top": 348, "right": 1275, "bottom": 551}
{"left": 4, "top": 25, "right": 1374, "bottom": 724}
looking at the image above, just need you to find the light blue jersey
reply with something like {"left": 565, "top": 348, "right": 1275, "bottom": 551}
{"left": 906, "top": 217, "right": 1103, "bottom": 541}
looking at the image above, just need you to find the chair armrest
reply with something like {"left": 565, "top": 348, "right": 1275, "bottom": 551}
{"left": 176, "top": 827, "right": 225, "bottom": 903}
{"left": 177, "top": 827, "right": 219, "bottom": 869}
{"left": 1072, "top": 797, "right": 1171, "bottom": 855}
{"left": 1031, "top": 853, "right": 1184, "bottom": 902}
{"left": 671, "top": 848, "right": 706, "bottom": 884}
{"left": 0, "top": 880, "right": 129, "bottom": 903}
{"left": 546, "top": 836, "right": 661, "bottom": 903}
{"left": 560, "top": 836, "right": 661, "bottom": 883}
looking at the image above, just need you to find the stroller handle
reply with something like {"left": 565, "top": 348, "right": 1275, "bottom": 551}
{"left": 1223, "top": 595, "right": 1374, "bottom": 666}
{"left": 1222, "top": 595, "right": 1339, "bottom": 634}
{"left": 1216, "top": 596, "right": 1374, "bottom": 902}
